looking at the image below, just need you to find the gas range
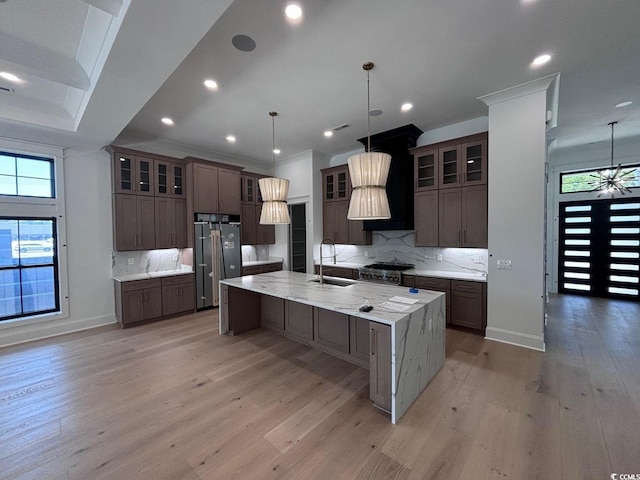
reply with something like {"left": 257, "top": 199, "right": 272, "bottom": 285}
{"left": 358, "top": 263, "right": 414, "bottom": 285}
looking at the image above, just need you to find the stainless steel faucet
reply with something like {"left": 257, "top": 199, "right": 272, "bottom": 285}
{"left": 319, "top": 239, "right": 336, "bottom": 285}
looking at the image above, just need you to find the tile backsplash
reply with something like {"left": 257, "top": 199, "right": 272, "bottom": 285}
{"left": 112, "top": 249, "right": 192, "bottom": 276}
{"left": 241, "top": 245, "right": 271, "bottom": 263}
{"left": 331, "top": 231, "right": 488, "bottom": 275}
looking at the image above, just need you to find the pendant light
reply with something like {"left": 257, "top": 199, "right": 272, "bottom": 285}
{"left": 347, "top": 62, "right": 392, "bottom": 220}
{"left": 259, "top": 111, "right": 291, "bottom": 224}
{"left": 590, "top": 121, "right": 635, "bottom": 197}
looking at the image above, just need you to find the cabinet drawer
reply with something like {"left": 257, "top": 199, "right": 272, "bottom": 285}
{"left": 414, "top": 276, "right": 451, "bottom": 290}
{"left": 121, "top": 278, "right": 162, "bottom": 292}
{"left": 452, "top": 280, "right": 483, "bottom": 293}
{"left": 261, "top": 262, "right": 283, "bottom": 273}
{"left": 161, "top": 274, "right": 194, "bottom": 286}
{"left": 242, "top": 265, "right": 264, "bottom": 276}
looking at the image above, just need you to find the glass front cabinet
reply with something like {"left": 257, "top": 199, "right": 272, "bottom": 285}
{"left": 113, "top": 152, "right": 155, "bottom": 196}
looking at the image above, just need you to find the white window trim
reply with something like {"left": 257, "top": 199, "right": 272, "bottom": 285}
{"left": 0, "top": 137, "right": 69, "bottom": 327}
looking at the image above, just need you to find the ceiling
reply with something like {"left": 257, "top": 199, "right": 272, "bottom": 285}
{"left": 1, "top": 0, "right": 639, "bottom": 165}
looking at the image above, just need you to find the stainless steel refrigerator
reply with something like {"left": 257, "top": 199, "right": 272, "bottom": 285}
{"left": 194, "top": 214, "right": 241, "bottom": 310}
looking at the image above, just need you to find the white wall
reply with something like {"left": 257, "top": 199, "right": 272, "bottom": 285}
{"left": 480, "top": 77, "right": 555, "bottom": 352}
{"left": 0, "top": 147, "right": 115, "bottom": 347}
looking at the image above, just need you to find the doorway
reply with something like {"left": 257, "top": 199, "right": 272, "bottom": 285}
{"left": 289, "top": 203, "right": 306, "bottom": 273}
{"left": 558, "top": 198, "right": 639, "bottom": 300}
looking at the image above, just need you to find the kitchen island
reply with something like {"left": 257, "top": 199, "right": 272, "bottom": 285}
{"left": 219, "top": 270, "right": 445, "bottom": 423}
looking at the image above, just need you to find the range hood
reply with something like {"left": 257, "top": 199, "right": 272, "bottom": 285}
{"left": 356, "top": 124, "right": 423, "bottom": 231}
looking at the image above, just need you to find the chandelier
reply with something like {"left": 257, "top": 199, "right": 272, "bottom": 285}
{"left": 589, "top": 121, "right": 635, "bottom": 197}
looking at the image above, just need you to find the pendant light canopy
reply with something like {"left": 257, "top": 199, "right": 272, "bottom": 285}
{"left": 347, "top": 62, "right": 392, "bottom": 220}
{"left": 259, "top": 111, "right": 291, "bottom": 224}
{"left": 590, "top": 121, "right": 636, "bottom": 197}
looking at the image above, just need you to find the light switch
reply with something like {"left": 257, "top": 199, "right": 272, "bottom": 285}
{"left": 437, "top": 254, "right": 443, "bottom": 262}
{"left": 497, "top": 259, "right": 512, "bottom": 270}
{"left": 128, "top": 258, "right": 134, "bottom": 265}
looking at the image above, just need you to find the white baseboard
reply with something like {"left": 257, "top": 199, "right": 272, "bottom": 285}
{"left": 0, "top": 314, "right": 116, "bottom": 348}
{"left": 485, "top": 326, "right": 545, "bottom": 352}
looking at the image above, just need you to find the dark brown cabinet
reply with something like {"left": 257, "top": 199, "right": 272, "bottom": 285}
{"left": 113, "top": 194, "right": 156, "bottom": 251}
{"left": 240, "top": 173, "right": 275, "bottom": 245}
{"left": 369, "top": 321, "right": 391, "bottom": 411}
{"left": 414, "top": 190, "right": 439, "bottom": 247}
{"left": 161, "top": 274, "right": 195, "bottom": 316}
{"left": 450, "top": 280, "right": 486, "bottom": 330}
{"left": 115, "top": 278, "right": 163, "bottom": 327}
{"left": 314, "top": 308, "right": 350, "bottom": 354}
{"left": 191, "top": 162, "right": 241, "bottom": 215}
{"left": 113, "top": 152, "right": 155, "bottom": 196}
{"left": 439, "top": 185, "right": 487, "bottom": 248}
{"left": 241, "top": 262, "right": 283, "bottom": 276}
{"left": 285, "top": 301, "right": 314, "bottom": 342}
{"left": 321, "top": 167, "right": 371, "bottom": 246}
{"left": 412, "top": 133, "right": 488, "bottom": 249}
{"left": 226, "top": 285, "right": 262, "bottom": 335}
{"left": 155, "top": 197, "right": 187, "bottom": 249}
{"left": 313, "top": 265, "right": 357, "bottom": 280}
{"left": 154, "top": 159, "right": 185, "bottom": 197}
{"left": 261, "top": 295, "right": 285, "bottom": 331}
{"left": 349, "top": 316, "right": 370, "bottom": 367}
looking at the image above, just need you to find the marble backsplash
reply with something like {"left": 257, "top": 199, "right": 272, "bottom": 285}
{"left": 331, "top": 231, "right": 488, "bottom": 275}
{"left": 241, "top": 245, "right": 271, "bottom": 263}
{"left": 112, "top": 249, "right": 193, "bottom": 277}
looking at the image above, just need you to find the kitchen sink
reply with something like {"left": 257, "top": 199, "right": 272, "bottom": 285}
{"left": 308, "top": 277, "right": 356, "bottom": 287}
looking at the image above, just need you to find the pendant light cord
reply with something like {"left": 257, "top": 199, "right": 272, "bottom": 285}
{"left": 269, "top": 111, "right": 278, "bottom": 176}
{"left": 367, "top": 68, "right": 371, "bottom": 153}
{"left": 609, "top": 121, "right": 616, "bottom": 168}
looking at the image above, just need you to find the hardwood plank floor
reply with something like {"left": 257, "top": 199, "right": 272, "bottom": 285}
{"left": 1, "top": 294, "right": 639, "bottom": 479}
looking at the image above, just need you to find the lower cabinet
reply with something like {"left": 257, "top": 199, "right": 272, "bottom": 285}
{"left": 284, "top": 301, "right": 314, "bottom": 341}
{"left": 349, "top": 316, "right": 370, "bottom": 366}
{"left": 313, "top": 265, "right": 357, "bottom": 280}
{"left": 115, "top": 274, "right": 195, "bottom": 327}
{"left": 450, "top": 280, "right": 486, "bottom": 330}
{"left": 227, "top": 286, "right": 261, "bottom": 335}
{"left": 314, "top": 308, "right": 350, "bottom": 354}
{"left": 262, "top": 295, "right": 285, "bottom": 331}
{"left": 241, "top": 262, "right": 283, "bottom": 276}
{"left": 369, "top": 321, "right": 392, "bottom": 411}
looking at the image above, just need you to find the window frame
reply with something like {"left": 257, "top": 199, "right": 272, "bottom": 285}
{"left": 560, "top": 163, "right": 640, "bottom": 194}
{"left": 0, "top": 137, "right": 69, "bottom": 327}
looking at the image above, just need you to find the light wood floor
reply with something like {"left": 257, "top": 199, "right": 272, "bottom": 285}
{"left": 1, "top": 294, "right": 639, "bottom": 480}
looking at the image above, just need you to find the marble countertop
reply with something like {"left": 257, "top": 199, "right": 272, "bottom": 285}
{"left": 220, "top": 270, "right": 444, "bottom": 326}
{"left": 313, "top": 261, "right": 487, "bottom": 283}
{"left": 113, "top": 270, "right": 194, "bottom": 283}
{"left": 242, "top": 258, "right": 284, "bottom": 267}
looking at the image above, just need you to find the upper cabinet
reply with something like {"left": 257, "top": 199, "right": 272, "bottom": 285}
{"left": 113, "top": 152, "right": 155, "bottom": 196}
{"left": 191, "top": 162, "right": 241, "bottom": 215}
{"left": 240, "top": 172, "right": 275, "bottom": 245}
{"left": 154, "top": 159, "right": 185, "bottom": 197}
{"left": 320, "top": 166, "right": 371, "bottom": 246}
{"left": 323, "top": 166, "right": 350, "bottom": 202}
{"left": 412, "top": 133, "right": 488, "bottom": 248}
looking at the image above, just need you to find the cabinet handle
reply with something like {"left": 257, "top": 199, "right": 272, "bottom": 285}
{"left": 458, "top": 229, "right": 461, "bottom": 245}
{"left": 370, "top": 328, "right": 375, "bottom": 356}
{"left": 463, "top": 229, "right": 466, "bottom": 244}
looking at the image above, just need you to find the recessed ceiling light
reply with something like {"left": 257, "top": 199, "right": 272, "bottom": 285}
{"left": 324, "top": 130, "right": 334, "bottom": 138}
{"left": 161, "top": 117, "right": 174, "bottom": 126}
{"left": 401, "top": 103, "right": 413, "bottom": 112}
{"left": 204, "top": 79, "right": 218, "bottom": 90}
{"left": 616, "top": 101, "right": 632, "bottom": 108}
{"left": 369, "top": 109, "right": 383, "bottom": 117}
{"left": 273, "top": 148, "right": 281, "bottom": 155}
{"left": 0, "top": 71, "right": 21, "bottom": 83}
{"left": 285, "top": 3, "right": 303, "bottom": 20}
{"left": 531, "top": 54, "right": 552, "bottom": 67}
{"left": 226, "top": 135, "right": 236, "bottom": 143}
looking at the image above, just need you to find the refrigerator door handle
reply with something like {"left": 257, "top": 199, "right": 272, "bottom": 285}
{"left": 211, "top": 229, "right": 221, "bottom": 307}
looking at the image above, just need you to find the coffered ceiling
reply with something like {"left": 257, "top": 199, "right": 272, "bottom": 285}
{"left": 1, "top": 0, "right": 639, "bottom": 164}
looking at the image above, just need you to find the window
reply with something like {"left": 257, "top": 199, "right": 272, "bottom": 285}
{"left": 0, "top": 142, "right": 67, "bottom": 324}
{"left": 560, "top": 164, "right": 640, "bottom": 194}
{"left": 0, "top": 152, "right": 55, "bottom": 198}
{"left": 0, "top": 218, "right": 59, "bottom": 320}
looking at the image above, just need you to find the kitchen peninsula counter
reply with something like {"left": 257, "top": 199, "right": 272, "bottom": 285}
{"left": 219, "top": 270, "right": 445, "bottom": 423}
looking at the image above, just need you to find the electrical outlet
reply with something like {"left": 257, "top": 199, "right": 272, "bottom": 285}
{"left": 127, "top": 258, "right": 134, "bottom": 265}
{"left": 173, "top": 254, "right": 179, "bottom": 261}
{"left": 261, "top": 248, "right": 266, "bottom": 255}
{"left": 428, "top": 318, "right": 432, "bottom": 331}
{"left": 436, "top": 254, "right": 443, "bottom": 262}
{"left": 364, "top": 251, "right": 369, "bottom": 257}
{"left": 497, "top": 259, "right": 512, "bottom": 270}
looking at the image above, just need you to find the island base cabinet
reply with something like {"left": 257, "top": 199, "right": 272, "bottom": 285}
{"left": 227, "top": 286, "right": 261, "bottom": 335}
{"left": 284, "top": 301, "right": 313, "bottom": 342}
{"left": 349, "top": 316, "right": 370, "bottom": 367}
{"left": 313, "top": 308, "right": 349, "bottom": 354}
{"left": 261, "top": 295, "right": 285, "bottom": 331}
{"left": 369, "top": 321, "right": 392, "bottom": 412}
